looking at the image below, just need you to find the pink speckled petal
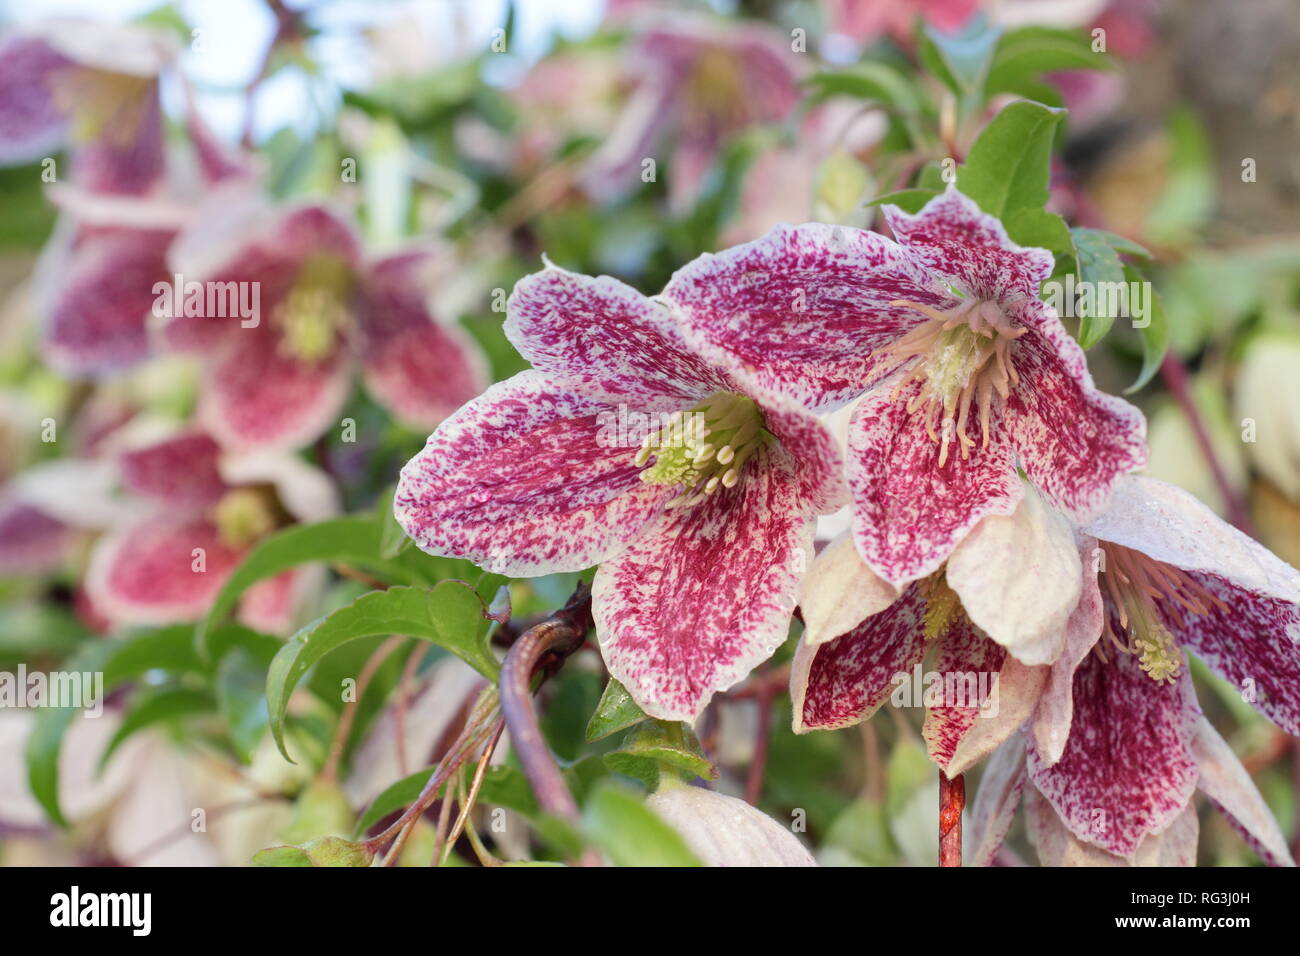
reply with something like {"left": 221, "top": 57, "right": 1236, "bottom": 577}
{"left": 395, "top": 371, "right": 673, "bottom": 577}
{"left": 883, "top": 186, "right": 1054, "bottom": 300}
{"left": 198, "top": 324, "right": 351, "bottom": 452}
{"left": 358, "top": 251, "right": 487, "bottom": 428}
{"left": 86, "top": 516, "right": 245, "bottom": 626}
{"left": 847, "top": 374, "right": 1023, "bottom": 588}
{"left": 1005, "top": 298, "right": 1148, "bottom": 520}
{"left": 1027, "top": 655, "right": 1200, "bottom": 860}
{"left": 0, "top": 497, "right": 71, "bottom": 575}
{"left": 661, "top": 223, "right": 950, "bottom": 411}
{"left": 42, "top": 227, "right": 171, "bottom": 376}
{"left": 0, "top": 32, "right": 72, "bottom": 164}
{"left": 119, "top": 430, "right": 227, "bottom": 509}
{"left": 505, "top": 263, "right": 732, "bottom": 405}
{"left": 594, "top": 446, "right": 815, "bottom": 722}
{"left": 791, "top": 583, "right": 927, "bottom": 732}
{"left": 923, "top": 622, "right": 1048, "bottom": 776}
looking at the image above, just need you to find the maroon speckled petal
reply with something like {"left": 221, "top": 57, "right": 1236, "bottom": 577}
{"left": 0, "top": 32, "right": 72, "bottom": 164}
{"left": 661, "top": 223, "right": 950, "bottom": 411}
{"left": 506, "top": 263, "right": 733, "bottom": 405}
{"left": 968, "top": 735, "right": 1027, "bottom": 867}
{"left": 1005, "top": 297, "right": 1148, "bottom": 520}
{"left": 791, "top": 584, "right": 927, "bottom": 732}
{"left": 0, "top": 497, "right": 71, "bottom": 575}
{"left": 395, "top": 370, "right": 674, "bottom": 577}
{"left": 594, "top": 445, "right": 816, "bottom": 722}
{"left": 1027, "top": 654, "right": 1200, "bottom": 859}
{"left": 1192, "top": 716, "right": 1294, "bottom": 867}
{"left": 883, "top": 186, "right": 1054, "bottom": 300}
{"left": 846, "top": 374, "right": 1023, "bottom": 587}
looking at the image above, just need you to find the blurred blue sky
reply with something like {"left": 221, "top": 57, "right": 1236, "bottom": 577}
{"left": 1, "top": 0, "right": 607, "bottom": 141}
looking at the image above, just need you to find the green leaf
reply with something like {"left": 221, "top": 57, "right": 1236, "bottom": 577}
{"left": 265, "top": 582, "right": 496, "bottom": 760}
{"left": 99, "top": 687, "right": 214, "bottom": 771}
{"left": 375, "top": 485, "right": 413, "bottom": 559}
{"left": 355, "top": 768, "right": 433, "bottom": 836}
{"left": 1004, "top": 207, "right": 1073, "bottom": 259}
{"left": 253, "top": 835, "right": 373, "bottom": 867}
{"left": 1126, "top": 266, "right": 1169, "bottom": 394}
{"left": 985, "top": 26, "right": 1111, "bottom": 98}
{"left": 867, "top": 188, "right": 938, "bottom": 213}
{"left": 1146, "top": 106, "right": 1214, "bottom": 246}
{"left": 585, "top": 678, "right": 649, "bottom": 742}
{"left": 196, "top": 517, "right": 428, "bottom": 658}
{"left": 217, "top": 648, "right": 270, "bottom": 763}
{"left": 581, "top": 781, "right": 702, "bottom": 867}
{"left": 603, "top": 719, "right": 716, "bottom": 787}
{"left": 956, "top": 100, "right": 1064, "bottom": 222}
{"left": 1073, "top": 227, "right": 1129, "bottom": 348}
{"left": 804, "top": 62, "right": 922, "bottom": 118}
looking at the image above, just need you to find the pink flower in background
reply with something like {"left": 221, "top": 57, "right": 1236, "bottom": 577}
{"left": 673, "top": 186, "right": 1147, "bottom": 590}
{"left": 0, "top": 19, "right": 177, "bottom": 195}
{"left": 584, "top": 17, "right": 801, "bottom": 214}
{"left": 828, "top": 0, "right": 979, "bottom": 46}
{"left": 86, "top": 428, "right": 337, "bottom": 631}
{"left": 396, "top": 262, "right": 846, "bottom": 722}
{"left": 159, "top": 201, "right": 488, "bottom": 451}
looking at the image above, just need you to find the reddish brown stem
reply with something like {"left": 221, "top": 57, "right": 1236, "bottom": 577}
{"left": 497, "top": 584, "right": 593, "bottom": 823}
{"left": 939, "top": 771, "right": 965, "bottom": 868}
{"left": 743, "top": 688, "right": 774, "bottom": 806}
{"left": 1158, "top": 352, "right": 1256, "bottom": 536}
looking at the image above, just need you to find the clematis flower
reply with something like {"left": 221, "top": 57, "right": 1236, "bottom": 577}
{"left": 789, "top": 481, "right": 1080, "bottom": 778}
{"left": 85, "top": 427, "right": 337, "bottom": 632}
{"left": 671, "top": 186, "right": 1147, "bottom": 589}
{"left": 584, "top": 16, "right": 801, "bottom": 215}
{"left": 395, "top": 262, "right": 846, "bottom": 722}
{"left": 159, "top": 201, "right": 488, "bottom": 451}
{"left": 0, "top": 19, "right": 177, "bottom": 195}
{"left": 1008, "top": 474, "right": 1300, "bottom": 860}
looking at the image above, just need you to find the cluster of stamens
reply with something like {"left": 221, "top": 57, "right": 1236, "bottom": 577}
{"left": 274, "top": 257, "right": 354, "bottom": 363}
{"left": 52, "top": 68, "right": 153, "bottom": 146}
{"left": 873, "top": 298, "right": 1026, "bottom": 467}
{"left": 1095, "top": 542, "right": 1229, "bottom": 684}
{"left": 634, "top": 392, "right": 771, "bottom": 509}
{"left": 213, "top": 486, "right": 285, "bottom": 549}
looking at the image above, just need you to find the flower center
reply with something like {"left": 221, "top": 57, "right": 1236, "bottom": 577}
{"left": 685, "top": 47, "right": 748, "bottom": 130}
{"left": 274, "top": 257, "right": 354, "bottom": 363}
{"left": 635, "top": 391, "right": 771, "bottom": 509}
{"left": 51, "top": 67, "right": 154, "bottom": 147}
{"left": 213, "top": 486, "right": 284, "bottom": 549}
{"left": 1095, "top": 541, "right": 1229, "bottom": 684}
{"left": 874, "top": 298, "right": 1026, "bottom": 467}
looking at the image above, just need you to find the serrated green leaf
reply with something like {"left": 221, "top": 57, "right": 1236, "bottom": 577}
{"left": 265, "top": 582, "right": 496, "bottom": 760}
{"left": 581, "top": 781, "right": 701, "bottom": 867}
{"left": 1074, "top": 227, "right": 1129, "bottom": 348}
{"left": 585, "top": 678, "right": 648, "bottom": 742}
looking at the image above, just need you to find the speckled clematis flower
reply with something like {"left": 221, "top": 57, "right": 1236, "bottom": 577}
{"left": 86, "top": 428, "right": 337, "bottom": 632}
{"left": 672, "top": 186, "right": 1147, "bottom": 590}
{"left": 395, "top": 262, "right": 846, "bottom": 722}
{"left": 789, "top": 481, "right": 1080, "bottom": 777}
{"left": 1008, "top": 474, "right": 1300, "bottom": 861}
{"left": 159, "top": 201, "right": 487, "bottom": 451}
{"left": 584, "top": 16, "right": 801, "bottom": 214}
{"left": 0, "top": 19, "right": 176, "bottom": 195}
